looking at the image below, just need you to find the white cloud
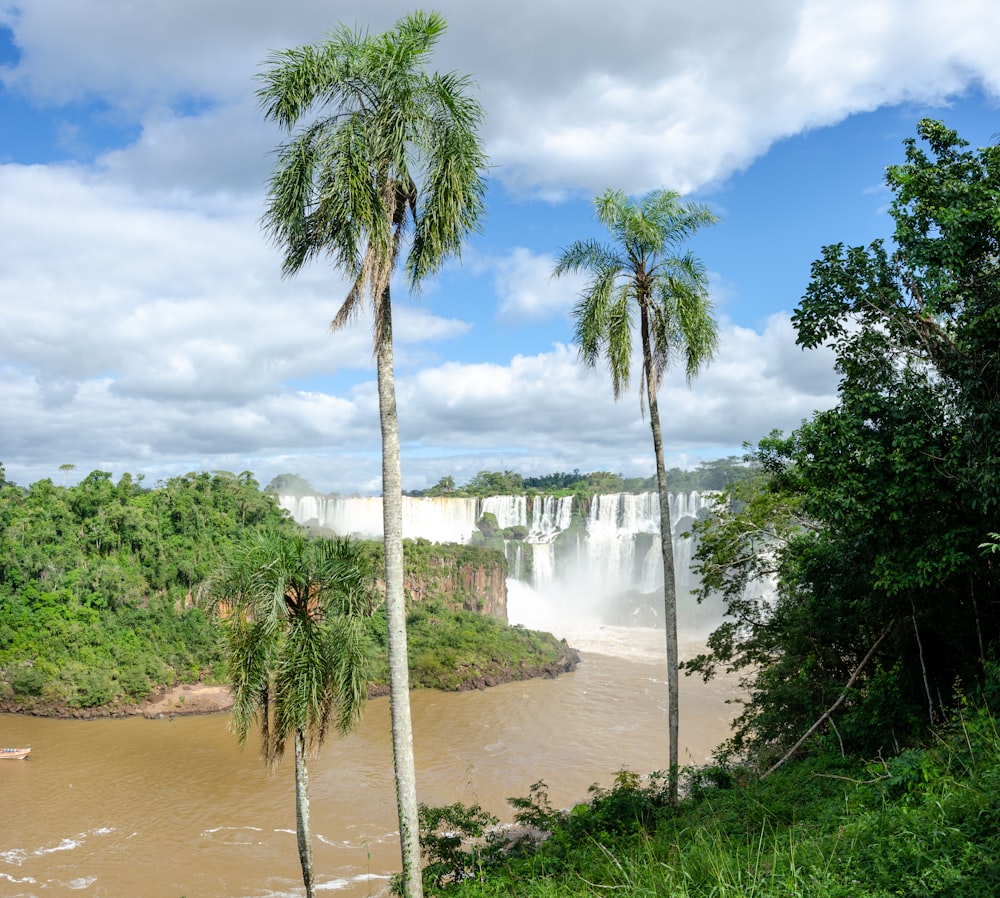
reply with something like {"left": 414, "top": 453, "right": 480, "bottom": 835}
{"left": 0, "top": 0, "right": 993, "bottom": 495}
{"left": 5, "top": 1, "right": 1000, "bottom": 196}
{"left": 488, "top": 248, "right": 583, "bottom": 322}
{"left": 338, "top": 317, "right": 834, "bottom": 494}
{"left": 0, "top": 159, "right": 485, "bottom": 488}
{"left": 97, "top": 99, "right": 276, "bottom": 195}
{"left": 2, "top": 302, "right": 835, "bottom": 493}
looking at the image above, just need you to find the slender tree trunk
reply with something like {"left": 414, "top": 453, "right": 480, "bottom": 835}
{"left": 910, "top": 596, "right": 935, "bottom": 727}
{"left": 376, "top": 286, "right": 423, "bottom": 898}
{"left": 970, "top": 576, "right": 986, "bottom": 663}
{"left": 761, "top": 622, "right": 895, "bottom": 779}
{"left": 294, "top": 730, "right": 315, "bottom": 898}
{"left": 641, "top": 305, "right": 681, "bottom": 806}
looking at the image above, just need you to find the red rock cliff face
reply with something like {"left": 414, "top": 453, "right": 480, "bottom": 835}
{"left": 404, "top": 555, "right": 507, "bottom": 621}
{"left": 368, "top": 543, "right": 508, "bottom": 622}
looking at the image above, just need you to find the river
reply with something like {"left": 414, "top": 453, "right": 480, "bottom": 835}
{"left": 1, "top": 596, "right": 737, "bottom": 898}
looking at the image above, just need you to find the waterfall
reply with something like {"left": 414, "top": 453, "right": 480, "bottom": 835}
{"left": 279, "top": 490, "right": 716, "bottom": 596}
{"left": 480, "top": 495, "right": 526, "bottom": 529}
{"left": 277, "top": 494, "right": 481, "bottom": 544}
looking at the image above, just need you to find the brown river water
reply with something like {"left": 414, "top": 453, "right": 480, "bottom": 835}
{"left": 0, "top": 600, "right": 738, "bottom": 898}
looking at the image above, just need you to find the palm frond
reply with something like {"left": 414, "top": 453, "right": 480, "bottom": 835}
{"left": 605, "top": 290, "right": 634, "bottom": 399}
{"left": 408, "top": 79, "right": 488, "bottom": 285}
{"left": 258, "top": 10, "right": 487, "bottom": 355}
{"left": 212, "top": 529, "right": 377, "bottom": 767}
{"left": 556, "top": 186, "right": 720, "bottom": 406}
{"left": 571, "top": 263, "right": 617, "bottom": 366}
{"left": 553, "top": 238, "right": 620, "bottom": 277}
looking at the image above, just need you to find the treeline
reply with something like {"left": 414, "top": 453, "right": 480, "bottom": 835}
{"left": 686, "top": 120, "right": 1000, "bottom": 765}
{"left": 0, "top": 467, "right": 292, "bottom": 709}
{"left": 405, "top": 457, "right": 755, "bottom": 498}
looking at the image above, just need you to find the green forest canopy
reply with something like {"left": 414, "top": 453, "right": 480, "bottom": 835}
{"left": 262, "top": 458, "right": 755, "bottom": 499}
{"left": 687, "top": 119, "right": 1000, "bottom": 763}
{"left": 407, "top": 458, "right": 754, "bottom": 498}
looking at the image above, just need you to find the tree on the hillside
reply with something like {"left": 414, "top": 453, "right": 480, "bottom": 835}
{"left": 425, "top": 475, "right": 456, "bottom": 496}
{"left": 554, "top": 188, "right": 719, "bottom": 803}
{"left": 212, "top": 531, "right": 375, "bottom": 898}
{"left": 690, "top": 120, "right": 1000, "bottom": 762}
{"left": 257, "top": 12, "right": 487, "bottom": 895}
{"left": 465, "top": 470, "right": 524, "bottom": 496}
{"left": 264, "top": 473, "right": 316, "bottom": 496}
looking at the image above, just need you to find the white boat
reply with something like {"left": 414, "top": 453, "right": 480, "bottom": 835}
{"left": 0, "top": 747, "right": 30, "bottom": 760}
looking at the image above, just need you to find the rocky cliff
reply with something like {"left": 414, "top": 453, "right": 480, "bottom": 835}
{"left": 404, "top": 552, "right": 507, "bottom": 619}
{"left": 369, "top": 540, "right": 508, "bottom": 621}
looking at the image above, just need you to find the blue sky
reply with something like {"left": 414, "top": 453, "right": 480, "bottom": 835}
{"left": 2, "top": 1, "right": 999, "bottom": 494}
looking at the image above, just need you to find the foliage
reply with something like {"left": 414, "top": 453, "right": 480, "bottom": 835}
{"left": 0, "top": 465, "right": 561, "bottom": 712}
{"left": 417, "top": 802, "right": 499, "bottom": 890}
{"left": 475, "top": 513, "right": 502, "bottom": 539}
{"left": 689, "top": 120, "right": 1000, "bottom": 762}
{"left": 464, "top": 471, "right": 525, "bottom": 497}
{"left": 211, "top": 529, "right": 377, "bottom": 758}
{"left": 0, "top": 468, "right": 291, "bottom": 707}
{"left": 407, "top": 459, "right": 753, "bottom": 498}
{"left": 265, "top": 473, "right": 317, "bottom": 496}
{"left": 555, "top": 188, "right": 719, "bottom": 397}
{"left": 366, "top": 602, "right": 574, "bottom": 691}
{"left": 363, "top": 538, "right": 508, "bottom": 616}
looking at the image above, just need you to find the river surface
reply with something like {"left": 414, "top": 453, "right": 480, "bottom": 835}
{"left": 0, "top": 605, "right": 738, "bottom": 898}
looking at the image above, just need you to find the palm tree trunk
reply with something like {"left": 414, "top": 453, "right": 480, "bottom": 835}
{"left": 641, "top": 306, "right": 681, "bottom": 806}
{"left": 294, "top": 729, "right": 315, "bottom": 898}
{"left": 376, "top": 285, "right": 424, "bottom": 898}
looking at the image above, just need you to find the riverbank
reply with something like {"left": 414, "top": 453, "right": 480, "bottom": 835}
{"left": 0, "top": 644, "right": 581, "bottom": 720}
{"left": 0, "top": 681, "right": 234, "bottom": 720}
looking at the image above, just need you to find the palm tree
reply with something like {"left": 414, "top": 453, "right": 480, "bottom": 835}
{"left": 212, "top": 530, "right": 375, "bottom": 898}
{"left": 257, "top": 12, "right": 487, "bottom": 896}
{"left": 554, "top": 188, "right": 719, "bottom": 804}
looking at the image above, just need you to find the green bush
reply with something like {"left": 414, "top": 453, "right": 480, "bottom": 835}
{"left": 418, "top": 802, "right": 499, "bottom": 890}
{"left": 9, "top": 663, "right": 45, "bottom": 697}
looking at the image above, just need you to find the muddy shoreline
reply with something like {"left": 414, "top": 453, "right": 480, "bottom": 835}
{"left": 0, "top": 648, "right": 581, "bottom": 720}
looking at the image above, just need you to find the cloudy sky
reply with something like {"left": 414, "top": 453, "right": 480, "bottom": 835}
{"left": 2, "top": 1, "right": 998, "bottom": 495}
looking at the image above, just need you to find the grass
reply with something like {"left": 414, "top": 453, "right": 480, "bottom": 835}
{"left": 366, "top": 603, "right": 575, "bottom": 691}
{"left": 415, "top": 704, "right": 1000, "bottom": 898}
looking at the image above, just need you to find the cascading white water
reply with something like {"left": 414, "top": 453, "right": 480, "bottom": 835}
{"left": 277, "top": 494, "right": 481, "bottom": 544}
{"left": 585, "top": 492, "right": 660, "bottom": 595}
{"left": 279, "top": 490, "right": 729, "bottom": 631}
{"left": 279, "top": 490, "right": 716, "bottom": 594}
{"left": 479, "top": 495, "right": 526, "bottom": 530}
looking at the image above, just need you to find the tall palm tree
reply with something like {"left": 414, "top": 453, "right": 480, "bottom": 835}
{"left": 212, "top": 530, "right": 376, "bottom": 898}
{"left": 257, "top": 12, "right": 487, "bottom": 896}
{"left": 554, "top": 188, "right": 719, "bottom": 804}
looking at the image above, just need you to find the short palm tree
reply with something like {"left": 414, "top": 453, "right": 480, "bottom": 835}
{"left": 212, "top": 530, "right": 376, "bottom": 898}
{"left": 257, "top": 13, "right": 487, "bottom": 896}
{"left": 554, "top": 188, "right": 719, "bottom": 804}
